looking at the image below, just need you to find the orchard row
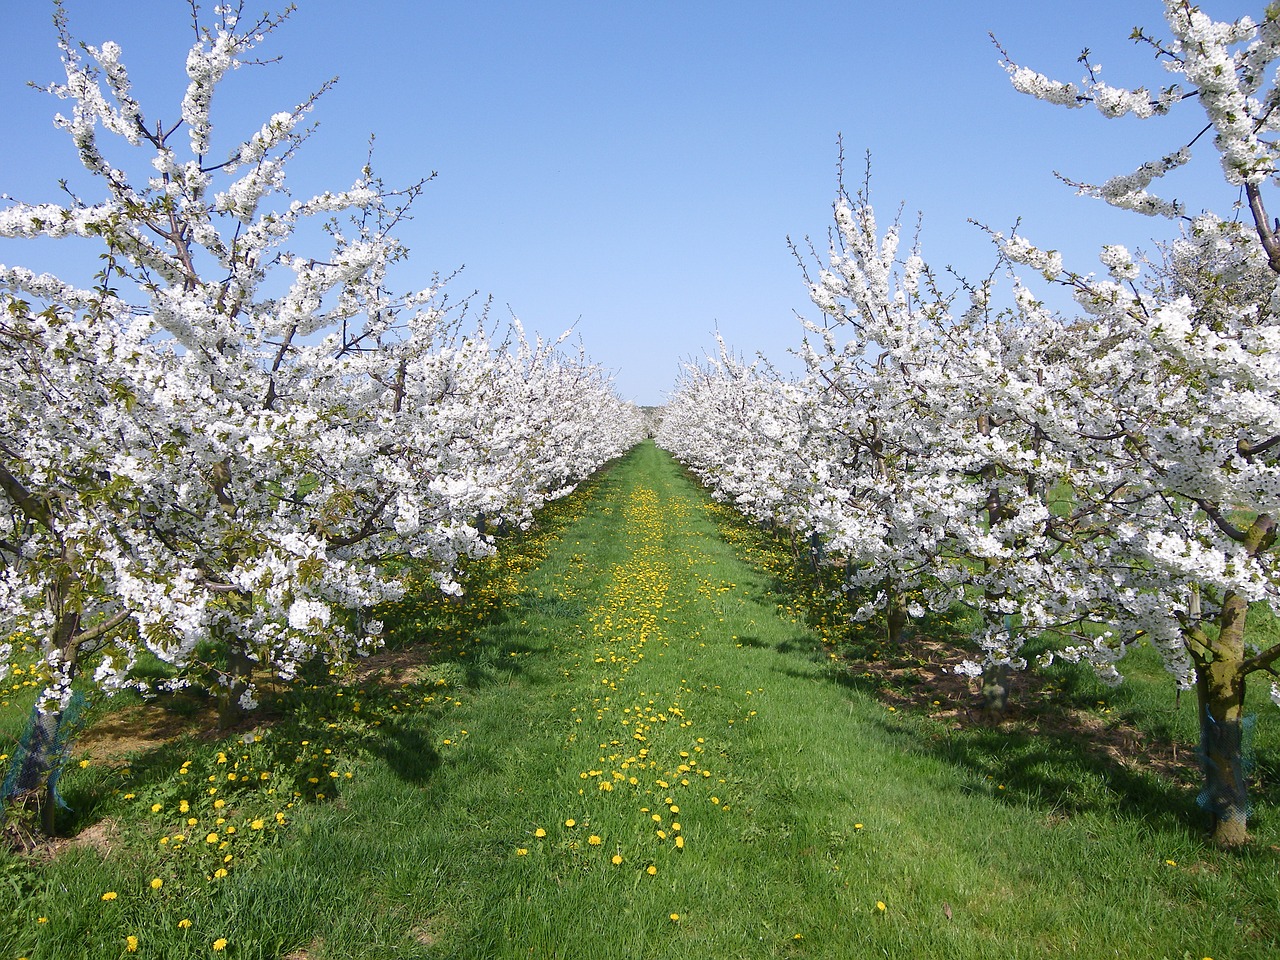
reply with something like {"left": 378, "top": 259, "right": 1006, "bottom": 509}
{"left": 0, "top": 0, "right": 645, "bottom": 815}
{"left": 658, "top": 4, "right": 1279, "bottom": 846}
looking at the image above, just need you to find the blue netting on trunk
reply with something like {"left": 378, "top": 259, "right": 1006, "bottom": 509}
{"left": 1, "top": 691, "right": 87, "bottom": 812}
{"left": 1196, "top": 707, "right": 1255, "bottom": 824}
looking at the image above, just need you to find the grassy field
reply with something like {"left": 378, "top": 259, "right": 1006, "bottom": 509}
{"left": 0, "top": 440, "right": 1277, "bottom": 959}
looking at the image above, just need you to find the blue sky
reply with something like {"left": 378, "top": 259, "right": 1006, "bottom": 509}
{"left": 1, "top": 1, "right": 1243, "bottom": 405}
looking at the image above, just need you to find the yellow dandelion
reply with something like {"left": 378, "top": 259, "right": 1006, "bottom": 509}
{"left": 564, "top": 818, "right": 576, "bottom": 827}
{"left": 150, "top": 878, "right": 163, "bottom": 890}
{"left": 101, "top": 891, "right": 118, "bottom": 901}
{"left": 534, "top": 827, "right": 547, "bottom": 838}
{"left": 126, "top": 935, "right": 138, "bottom": 953}
{"left": 646, "top": 865, "right": 657, "bottom": 876}
{"left": 588, "top": 834, "right": 602, "bottom": 845}
{"left": 876, "top": 901, "right": 886, "bottom": 912}
{"left": 669, "top": 913, "right": 680, "bottom": 922}
{"left": 213, "top": 938, "right": 228, "bottom": 951}
{"left": 611, "top": 854, "right": 623, "bottom": 865}
{"left": 675, "top": 836, "right": 685, "bottom": 849}
{"left": 178, "top": 918, "right": 192, "bottom": 930}
{"left": 517, "top": 848, "right": 529, "bottom": 856}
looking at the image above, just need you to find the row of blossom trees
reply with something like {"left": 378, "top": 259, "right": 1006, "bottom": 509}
{"left": 659, "top": 2, "right": 1279, "bottom": 846}
{"left": 0, "top": 1, "right": 643, "bottom": 825}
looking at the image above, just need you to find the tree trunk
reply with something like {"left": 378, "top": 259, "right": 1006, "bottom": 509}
{"left": 217, "top": 637, "right": 255, "bottom": 730}
{"left": 215, "top": 589, "right": 256, "bottom": 729}
{"left": 981, "top": 662, "right": 1012, "bottom": 716}
{"left": 38, "top": 590, "right": 81, "bottom": 837}
{"left": 885, "top": 582, "right": 907, "bottom": 648}
{"left": 40, "top": 739, "right": 60, "bottom": 836}
{"left": 1195, "top": 592, "right": 1250, "bottom": 846}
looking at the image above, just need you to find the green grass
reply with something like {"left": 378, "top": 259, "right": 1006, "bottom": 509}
{"left": 1, "top": 440, "right": 1277, "bottom": 959}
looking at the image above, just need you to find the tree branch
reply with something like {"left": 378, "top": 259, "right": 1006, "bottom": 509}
{"left": 1245, "top": 182, "right": 1280, "bottom": 273}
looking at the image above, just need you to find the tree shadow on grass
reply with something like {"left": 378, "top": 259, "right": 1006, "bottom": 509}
{"left": 908, "top": 713, "right": 1205, "bottom": 831}
{"left": 721, "top": 566, "right": 1251, "bottom": 843}
{"left": 765, "top": 643, "right": 1225, "bottom": 844}
{"left": 45, "top": 667, "right": 457, "bottom": 843}
{"left": 733, "top": 634, "right": 813, "bottom": 658}
{"left": 367, "top": 723, "right": 440, "bottom": 786}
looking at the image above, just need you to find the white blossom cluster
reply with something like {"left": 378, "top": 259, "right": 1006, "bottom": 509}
{"left": 0, "top": 7, "right": 643, "bottom": 722}
{"left": 1007, "top": 2, "right": 1280, "bottom": 193}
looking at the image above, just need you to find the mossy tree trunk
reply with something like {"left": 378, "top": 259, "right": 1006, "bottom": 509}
{"left": 1184, "top": 513, "right": 1277, "bottom": 846}
{"left": 1193, "top": 611, "right": 1249, "bottom": 846}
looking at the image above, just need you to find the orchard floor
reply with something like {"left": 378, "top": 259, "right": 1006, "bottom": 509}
{"left": 2, "top": 441, "right": 1277, "bottom": 959}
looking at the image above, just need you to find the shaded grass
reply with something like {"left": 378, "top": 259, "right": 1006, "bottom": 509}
{"left": 1, "top": 441, "right": 1278, "bottom": 958}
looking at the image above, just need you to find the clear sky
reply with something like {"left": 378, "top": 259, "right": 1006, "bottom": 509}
{"left": 0, "top": 1, "right": 1244, "bottom": 405}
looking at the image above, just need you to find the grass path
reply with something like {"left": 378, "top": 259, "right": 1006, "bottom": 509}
{"left": 3, "top": 441, "right": 1277, "bottom": 959}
